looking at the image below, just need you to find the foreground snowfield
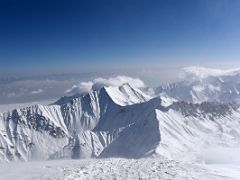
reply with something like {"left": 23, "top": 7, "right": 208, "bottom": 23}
{"left": 0, "top": 99, "right": 55, "bottom": 113}
{"left": 0, "top": 158, "right": 239, "bottom": 180}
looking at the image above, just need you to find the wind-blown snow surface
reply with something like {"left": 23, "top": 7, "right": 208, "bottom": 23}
{"left": 0, "top": 158, "right": 237, "bottom": 180}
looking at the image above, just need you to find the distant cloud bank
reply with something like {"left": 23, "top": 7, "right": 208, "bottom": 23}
{"left": 180, "top": 66, "right": 240, "bottom": 80}
{"left": 2, "top": 66, "right": 240, "bottom": 105}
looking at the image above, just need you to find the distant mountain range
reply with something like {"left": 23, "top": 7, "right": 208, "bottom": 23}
{"left": 157, "top": 66, "right": 240, "bottom": 103}
{"left": 1, "top": 67, "right": 240, "bottom": 162}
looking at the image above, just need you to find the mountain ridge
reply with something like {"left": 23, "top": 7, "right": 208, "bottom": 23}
{"left": 1, "top": 78, "right": 240, "bottom": 162}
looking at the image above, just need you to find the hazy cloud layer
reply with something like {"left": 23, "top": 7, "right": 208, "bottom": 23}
{"left": 180, "top": 66, "right": 240, "bottom": 80}
{"left": 0, "top": 73, "right": 97, "bottom": 104}
{"left": 2, "top": 66, "right": 239, "bottom": 105}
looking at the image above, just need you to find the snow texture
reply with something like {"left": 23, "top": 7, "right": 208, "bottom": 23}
{"left": 0, "top": 158, "right": 237, "bottom": 180}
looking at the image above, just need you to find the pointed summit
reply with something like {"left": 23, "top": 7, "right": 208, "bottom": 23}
{"left": 104, "top": 83, "right": 151, "bottom": 106}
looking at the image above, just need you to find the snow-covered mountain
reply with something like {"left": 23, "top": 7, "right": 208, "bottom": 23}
{"left": 1, "top": 77, "right": 240, "bottom": 162}
{"left": 156, "top": 66, "right": 240, "bottom": 103}
{"left": 0, "top": 83, "right": 151, "bottom": 161}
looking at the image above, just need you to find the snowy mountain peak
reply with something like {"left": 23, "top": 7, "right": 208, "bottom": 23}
{"left": 56, "top": 83, "right": 150, "bottom": 107}
{"left": 104, "top": 83, "right": 150, "bottom": 106}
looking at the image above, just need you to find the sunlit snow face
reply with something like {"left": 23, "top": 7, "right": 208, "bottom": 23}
{"left": 65, "top": 76, "right": 146, "bottom": 96}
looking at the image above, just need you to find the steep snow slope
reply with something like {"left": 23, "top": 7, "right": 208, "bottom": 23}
{"left": 99, "top": 105, "right": 161, "bottom": 158}
{"left": 156, "top": 101, "right": 240, "bottom": 160}
{"left": 157, "top": 66, "right": 240, "bottom": 103}
{"left": 52, "top": 85, "right": 152, "bottom": 159}
{"left": 99, "top": 99, "right": 240, "bottom": 160}
{"left": 0, "top": 84, "right": 151, "bottom": 161}
{"left": 0, "top": 104, "right": 68, "bottom": 162}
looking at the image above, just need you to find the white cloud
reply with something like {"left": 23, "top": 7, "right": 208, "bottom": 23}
{"left": 7, "top": 92, "right": 17, "bottom": 98}
{"left": 180, "top": 66, "right": 240, "bottom": 80}
{"left": 31, "top": 88, "right": 43, "bottom": 94}
{"left": 65, "top": 76, "right": 146, "bottom": 95}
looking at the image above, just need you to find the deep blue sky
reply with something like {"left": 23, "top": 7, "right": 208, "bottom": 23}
{"left": 1, "top": 0, "right": 240, "bottom": 73}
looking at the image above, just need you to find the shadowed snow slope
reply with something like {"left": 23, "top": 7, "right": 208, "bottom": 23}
{"left": 1, "top": 82, "right": 240, "bottom": 162}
